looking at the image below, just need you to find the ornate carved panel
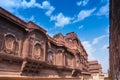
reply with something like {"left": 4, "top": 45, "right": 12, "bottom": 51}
{"left": 34, "top": 43, "right": 43, "bottom": 60}
{"left": 5, "top": 35, "right": 15, "bottom": 50}
{"left": 3, "top": 34, "right": 19, "bottom": 55}
{"left": 4, "top": 34, "right": 18, "bottom": 54}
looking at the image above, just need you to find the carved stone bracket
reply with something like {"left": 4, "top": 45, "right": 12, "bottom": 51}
{"left": 72, "top": 69, "right": 78, "bottom": 77}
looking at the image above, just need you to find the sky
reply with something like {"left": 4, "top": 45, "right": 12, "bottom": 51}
{"left": 0, "top": 0, "right": 109, "bottom": 73}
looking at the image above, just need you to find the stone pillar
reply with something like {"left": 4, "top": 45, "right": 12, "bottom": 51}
{"left": 43, "top": 42, "right": 46, "bottom": 62}
{"left": 63, "top": 53, "right": 65, "bottom": 66}
{"left": 22, "top": 38, "right": 29, "bottom": 58}
{"left": 0, "top": 34, "right": 4, "bottom": 51}
{"left": 59, "top": 52, "right": 62, "bottom": 66}
{"left": 73, "top": 58, "right": 76, "bottom": 69}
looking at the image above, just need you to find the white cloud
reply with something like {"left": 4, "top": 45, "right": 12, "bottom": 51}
{"left": 78, "top": 25, "right": 84, "bottom": 29}
{"left": 82, "top": 34, "right": 109, "bottom": 73}
{"left": 45, "top": 7, "right": 55, "bottom": 16}
{"left": 73, "top": 8, "right": 96, "bottom": 23}
{"left": 50, "top": 13, "right": 72, "bottom": 27}
{"left": 21, "top": 0, "right": 55, "bottom": 16}
{"left": 76, "top": 1, "right": 82, "bottom": 6}
{"left": 47, "top": 32, "right": 54, "bottom": 37}
{"left": 97, "top": 56, "right": 109, "bottom": 73}
{"left": 0, "top": 0, "right": 21, "bottom": 12}
{"left": 0, "top": 0, "right": 55, "bottom": 16}
{"left": 76, "top": 0, "right": 89, "bottom": 6}
{"left": 29, "top": 16, "right": 34, "bottom": 21}
{"left": 82, "top": 41, "right": 96, "bottom": 60}
{"left": 101, "top": 58, "right": 109, "bottom": 73}
{"left": 102, "top": 44, "right": 109, "bottom": 50}
{"left": 21, "top": 0, "right": 36, "bottom": 8}
{"left": 92, "top": 35, "right": 108, "bottom": 45}
{"left": 96, "top": 3, "right": 109, "bottom": 16}
{"left": 106, "top": 25, "right": 109, "bottom": 33}
{"left": 39, "top": 1, "right": 55, "bottom": 16}
{"left": 40, "top": 1, "right": 50, "bottom": 8}
{"left": 83, "top": 0, "right": 89, "bottom": 6}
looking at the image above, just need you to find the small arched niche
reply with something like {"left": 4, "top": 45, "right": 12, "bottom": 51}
{"left": 5, "top": 34, "right": 15, "bottom": 51}
{"left": 34, "top": 43, "right": 42, "bottom": 60}
{"left": 4, "top": 34, "right": 19, "bottom": 55}
{"left": 47, "top": 50, "right": 53, "bottom": 64}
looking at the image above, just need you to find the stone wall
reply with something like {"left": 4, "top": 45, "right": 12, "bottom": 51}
{"left": 110, "top": 0, "right": 120, "bottom": 80}
{"left": 0, "top": 7, "right": 90, "bottom": 79}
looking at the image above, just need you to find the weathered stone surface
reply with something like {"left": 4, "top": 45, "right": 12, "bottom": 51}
{"left": 0, "top": 7, "right": 91, "bottom": 79}
{"left": 110, "top": 0, "right": 120, "bottom": 80}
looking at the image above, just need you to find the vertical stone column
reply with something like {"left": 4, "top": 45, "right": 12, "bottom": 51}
{"left": 18, "top": 40, "right": 22, "bottom": 57}
{"left": 53, "top": 52, "right": 55, "bottom": 65}
{"left": 56, "top": 53, "right": 58, "bottom": 65}
{"left": 59, "top": 52, "right": 62, "bottom": 66}
{"left": 71, "top": 58, "right": 74, "bottom": 68}
{"left": 73, "top": 58, "right": 76, "bottom": 69}
{"left": 63, "top": 53, "right": 65, "bottom": 66}
{"left": 0, "top": 34, "right": 4, "bottom": 51}
{"left": 42, "top": 42, "right": 46, "bottom": 61}
{"left": 22, "top": 38, "right": 29, "bottom": 58}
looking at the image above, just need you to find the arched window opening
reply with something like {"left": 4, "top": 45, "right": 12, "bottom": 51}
{"left": 34, "top": 43, "right": 42, "bottom": 60}
{"left": 4, "top": 34, "right": 19, "bottom": 55}
{"left": 5, "top": 35, "right": 15, "bottom": 51}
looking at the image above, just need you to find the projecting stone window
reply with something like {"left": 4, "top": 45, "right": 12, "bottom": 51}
{"left": 34, "top": 43, "right": 42, "bottom": 60}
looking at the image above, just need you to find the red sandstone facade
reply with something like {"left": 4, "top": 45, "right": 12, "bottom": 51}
{"left": 0, "top": 7, "right": 91, "bottom": 78}
{"left": 110, "top": 0, "right": 120, "bottom": 80}
{"left": 89, "top": 60, "right": 102, "bottom": 74}
{"left": 89, "top": 60, "right": 105, "bottom": 80}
